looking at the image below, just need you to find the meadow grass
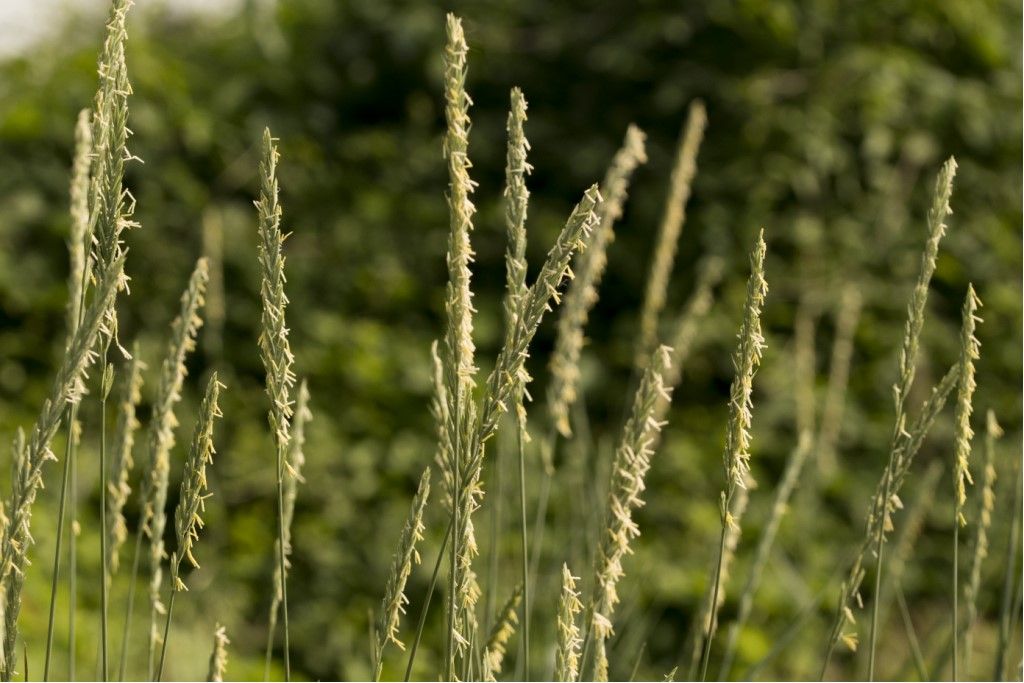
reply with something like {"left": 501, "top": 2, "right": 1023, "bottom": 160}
{"left": 0, "top": 4, "right": 1017, "bottom": 683}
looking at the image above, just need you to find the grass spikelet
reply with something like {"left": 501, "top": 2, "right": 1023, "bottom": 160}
{"left": 208, "top": 623, "right": 230, "bottom": 682}
{"left": 265, "top": 379, "right": 311, "bottom": 677}
{"left": 438, "top": 14, "right": 480, "bottom": 675}
{"left": 556, "top": 564, "right": 583, "bottom": 682}
{"left": 480, "top": 185, "right": 601, "bottom": 443}
{"left": 87, "top": 0, "right": 139, "bottom": 343}
{"left": 635, "top": 100, "right": 707, "bottom": 367}
{"left": 481, "top": 584, "right": 522, "bottom": 681}
{"left": 503, "top": 87, "right": 531, "bottom": 350}
{"left": 953, "top": 285, "right": 982, "bottom": 527}
{"left": 170, "top": 374, "right": 223, "bottom": 591}
{"left": 257, "top": 127, "right": 298, "bottom": 681}
{"left": 107, "top": 345, "right": 144, "bottom": 574}
{"left": 821, "top": 157, "right": 958, "bottom": 678}
{"left": 589, "top": 344, "right": 674, "bottom": 681}
{"left": 374, "top": 469, "right": 431, "bottom": 681}
{"left": 45, "top": 105, "right": 94, "bottom": 683}
{"left": 67, "top": 108, "right": 93, "bottom": 335}
{"left": 962, "top": 411, "right": 1000, "bottom": 676}
{"left": 156, "top": 374, "right": 224, "bottom": 681}
{"left": 697, "top": 229, "right": 768, "bottom": 681}
{"left": 0, "top": 247, "right": 127, "bottom": 680}
{"left": 1, "top": 431, "right": 27, "bottom": 677}
{"left": 502, "top": 85, "right": 535, "bottom": 677}
{"left": 952, "top": 285, "right": 982, "bottom": 681}
{"left": 449, "top": 187, "right": 601, "bottom": 629}
{"left": 136, "top": 257, "right": 209, "bottom": 679}
{"left": 548, "top": 125, "right": 646, "bottom": 437}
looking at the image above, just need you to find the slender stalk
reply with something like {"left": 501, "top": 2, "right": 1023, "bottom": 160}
{"left": 895, "top": 584, "right": 929, "bottom": 681}
{"left": 274, "top": 445, "right": 291, "bottom": 680}
{"left": 100, "top": 372, "right": 110, "bottom": 681}
{"left": 822, "top": 158, "right": 957, "bottom": 679}
{"left": 43, "top": 420, "right": 75, "bottom": 682}
{"left": 717, "top": 433, "right": 813, "bottom": 679}
{"left": 503, "top": 86, "right": 532, "bottom": 682}
{"left": 69, "top": 421, "right": 78, "bottom": 683}
{"left": 696, "top": 231, "right": 768, "bottom": 681}
{"left": 994, "top": 455, "right": 1022, "bottom": 681}
{"left": 46, "top": 103, "right": 94, "bottom": 683}
{"left": 117, "top": 528, "right": 144, "bottom": 681}
{"left": 404, "top": 520, "right": 451, "bottom": 682}
{"left": 154, "top": 589, "right": 175, "bottom": 682}
{"left": 516, "top": 426, "right": 531, "bottom": 680}
{"left": 866, "top": 159, "right": 958, "bottom": 681}
{"left": 698, "top": 525, "right": 729, "bottom": 682}
{"left": 256, "top": 130, "right": 296, "bottom": 681}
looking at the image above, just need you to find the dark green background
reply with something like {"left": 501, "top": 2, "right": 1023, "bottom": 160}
{"left": 0, "top": 0, "right": 1020, "bottom": 679}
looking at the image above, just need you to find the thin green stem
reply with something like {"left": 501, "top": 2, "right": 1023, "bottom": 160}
{"left": 698, "top": 525, "right": 728, "bottom": 681}
{"left": 404, "top": 520, "right": 451, "bottom": 682}
{"left": 263, "top": 605, "right": 276, "bottom": 681}
{"left": 274, "top": 441, "right": 292, "bottom": 681}
{"left": 43, "top": 404, "right": 77, "bottom": 681}
{"left": 629, "top": 642, "right": 647, "bottom": 682}
{"left": 868, "top": 466, "right": 895, "bottom": 681}
{"left": 154, "top": 589, "right": 176, "bottom": 682}
{"left": 994, "top": 459, "right": 1022, "bottom": 681}
{"left": 953, "top": 513, "right": 960, "bottom": 681}
{"left": 69, "top": 417, "right": 78, "bottom": 683}
{"left": 896, "top": 584, "right": 929, "bottom": 681}
{"left": 516, "top": 423, "right": 531, "bottom": 681}
{"left": 116, "top": 526, "right": 144, "bottom": 681}
{"left": 100, "top": 384, "right": 110, "bottom": 681}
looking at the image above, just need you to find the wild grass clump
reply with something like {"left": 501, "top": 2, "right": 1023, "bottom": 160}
{"left": 0, "top": 4, "right": 1018, "bottom": 683}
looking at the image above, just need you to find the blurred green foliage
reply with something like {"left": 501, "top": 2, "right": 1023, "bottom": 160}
{"left": 0, "top": 0, "right": 1020, "bottom": 680}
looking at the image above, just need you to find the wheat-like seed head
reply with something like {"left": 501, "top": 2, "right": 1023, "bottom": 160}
{"left": 67, "top": 108, "right": 93, "bottom": 337}
{"left": 555, "top": 564, "right": 583, "bottom": 682}
{"left": 441, "top": 12, "right": 478, "bottom": 400}
{"left": 207, "top": 623, "right": 230, "bottom": 682}
{"left": 502, "top": 87, "right": 532, "bottom": 432}
{"left": 107, "top": 345, "right": 144, "bottom": 574}
{"left": 170, "top": 374, "right": 224, "bottom": 592}
{"left": 548, "top": 127, "right": 646, "bottom": 437}
{"left": 143, "top": 258, "right": 208, "bottom": 613}
{"left": 448, "top": 184, "right": 600, "bottom": 654}
{"left": 720, "top": 230, "right": 768, "bottom": 521}
{"left": 591, "top": 345, "right": 673, "bottom": 662}
{"left": 88, "top": 0, "right": 139, "bottom": 357}
{"left": 896, "top": 156, "right": 957, "bottom": 413}
{"left": 480, "top": 185, "right": 601, "bottom": 445}
{"left": 636, "top": 100, "right": 707, "bottom": 367}
{"left": 481, "top": 584, "right": 522, "bottom": 681}
{"left": 376, "top": 468, "right": 430, "bottom": 665}
{"left": 953, "top": 284, "right": 982, "bottom": 525}
{"left": 825, "top": 160, "right": 959, "bottom": 661}
{"left": 257, "top": 129, "right": 297, "bottom": 452}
